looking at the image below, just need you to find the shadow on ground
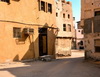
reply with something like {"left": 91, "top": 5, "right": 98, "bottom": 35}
{"left": 0, "top": 57, "right": 94, "bottom": 77}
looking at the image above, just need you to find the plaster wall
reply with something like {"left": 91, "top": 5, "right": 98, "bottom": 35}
{"left": 0, "top": 0, "right": 56, "bottom": 63}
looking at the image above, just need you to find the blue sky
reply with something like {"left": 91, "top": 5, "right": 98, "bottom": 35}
{"left": 66, "top": 0, "right": 81, "bottom": 23}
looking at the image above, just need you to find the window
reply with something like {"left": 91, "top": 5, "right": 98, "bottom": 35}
{"left": 38, "top": 0, "right": 40, "bottom": 11}
{"left": 56, "top": 13, "right": 58, "bottom": 17}
{"left": 48, "top": 3, "right": 52, "bottom": 13}
{"left": 95, "top": 11, "right": 100, "bottom": 16}
{"left": 63, "top": 24, "right": 66, "bottom": 31}
{"left": 41, "top": 1, "right": 45, "bottom": 11}
{"left": 68, "top": 14, "right": 70, "bottom": 19}
{"left": 63, "top": 13, "right": 65, "bottom": 18}
{"left": 39, "top": 1, "right": 52, "bottom": 13}
{"left": 81, "top": 30, "right": 84, "bottom": 34}
{"left": 0, "top": 0, "right": 10, "bottom": 3}
{"left": 68, "top": 24, "right": 71, "bottom": 32}
{"left": 67, "top": 2, "right": 70, "bottom": 4}
{"left": 94, "top": 39, "right": 100, "bottom": 52}
{"left": 80, "top": 41, "right": 83, "bottom": 45}
{"left": 13, "top": 27, "right": 21, "bottom": 38}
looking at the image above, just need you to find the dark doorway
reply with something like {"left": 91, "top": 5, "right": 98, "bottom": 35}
{"left": 39, "top": 28, "right": 48, "bottom": 56}
{"left": 79, "top": 46, "right": 84, "bottom": 49}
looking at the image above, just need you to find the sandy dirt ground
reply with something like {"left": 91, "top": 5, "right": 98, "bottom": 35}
{"left": 0, "top": 50, "right": 100, "bottom": 77}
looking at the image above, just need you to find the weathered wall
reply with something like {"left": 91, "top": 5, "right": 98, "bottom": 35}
{"left": 0, "top": 22, "right": 39, "bottom": 63}
{"left": 0, "top": 0, "right": 56, "bottom": 25}
{"left": 55, "top": 38, "right": 71, "bottom": 56}
{"left": 81, "top": 0, "right": 100, "bottom": 60}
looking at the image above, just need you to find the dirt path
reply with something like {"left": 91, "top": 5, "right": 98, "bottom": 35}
{"left": 0, "top": 50, "right": 100, "bottom": 77}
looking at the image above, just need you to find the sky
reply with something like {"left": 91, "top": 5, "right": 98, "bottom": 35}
{"left": 66, "top": 0, "right": 81, "bottom": 27}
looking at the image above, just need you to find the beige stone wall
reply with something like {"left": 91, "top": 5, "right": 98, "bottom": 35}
{"left": 81, "top": 0, "right": 100, "bottom": 60}
{"left": 0, "top": 22, "right": 38, "bottom": 63}
{"left": 55, "top": 38, "right": 72, "bottom": 55}
{"left": 0, "top": 0, "right": 56, "bottom": 26}
{"left": 0, "top": 0, "right": 56, "bottom": 63}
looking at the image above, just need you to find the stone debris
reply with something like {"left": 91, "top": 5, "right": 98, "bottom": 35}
{"left": 39, "top": 55, "right": 52, "bottom": 62}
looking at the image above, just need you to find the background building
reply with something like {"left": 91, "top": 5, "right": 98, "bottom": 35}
{"left": 75, "top": 21, "right": 84, "bottom": 50}
{"left": 0, "top": 0, "right": 57, "bottom": 63}
{"left": 81, "top": 0, "right": 100, "bottom": 60}
{"left": 55, "top": 0, "right": 75, "bottom": 56}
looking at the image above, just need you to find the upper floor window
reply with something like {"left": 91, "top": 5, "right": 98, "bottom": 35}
{"left": 68, "top": 24, "right": 71, "bottom": 32}
{"left": 41, "top": 1, "right": 45, "bottom": 11}
{"left": 48, "top": 3, "right": 52, "bottom": 13}
{"left": 68, "top": 14, "right": 70, "bottom": 19}
{"left": 63, "top": 24, "right": 66, "bottom": 31}
{"left": 94, "top": 39, "right": 100, "bottom": 52}
{"left": 13, "top": 27, "right": 21, "bottom": 38}
{"left": 95, "top": 11, "right": 100, "bottom": 16}
{"left": 56, "top": 13, "right": 58, "bottom": 17}
{"left": 63, "top": 13, "right": 65, "bottom": 18}
{"left": 80, "top": 41, "right": 83, "bottom": 45}
{"left": 81, "top": 30, "right": 84, "bottom": 34}
{"left": 0, "top": 0, "right": 10, "bottom": 3}
{"left": 39, "top": 1, "right": 53, "bottom": 13}
{"left": 67, "top": 2, "right": 70, "bottom": 4}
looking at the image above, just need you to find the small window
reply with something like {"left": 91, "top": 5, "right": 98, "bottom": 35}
{"left": 67, "top": 2, "right": 70, "bottom": 4}
{"left": 56, "top": 13, "right": 58, "bottom": 17}
{"left": 63, "top": 24, "right": 66, "bottom": 31}
{"left": 41, "top": 1, "right": 45, "bottom": 11}
{"left": 48, "top": 3, "right": 52, "bottom": 13}
{"left": 78, "top": 30, "right": 80, "bottom": 32}
{"left": 80, "top": 41, "right": 83, "bottom": 45}
{"left": 94, "top": 39, "right": 100, "bottom": 52}
{"left": 38, "top": 0, "right": 40, "bottom": 11}
{"left": 13, "top": 27, "right": 21, "bottom": 38}
{"left": 95, "top": 11, "right": 100, "bottom": 16}
{"left": 68, "top": 24, "right": 71, "bottom": 32}
{"left": 81, "top": 30, "right": 84, "bottom": 34}
{"left": 63, "top": 13, "right": 65, "bottom": 18}
{"left": 68, "top": 14, "right": 70, "bottom": 19}
{"left": 0, "top": 0, "right": 10, "bottom": 3}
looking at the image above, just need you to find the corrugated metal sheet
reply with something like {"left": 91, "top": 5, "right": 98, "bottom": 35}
{"left": 84, "top": 18, "right": 92, "bottom": 34}
{"left": 93, "top": 16, "right": 100, "bottom": 33}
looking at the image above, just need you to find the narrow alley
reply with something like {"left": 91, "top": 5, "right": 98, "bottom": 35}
{"left": 0, "top": 50, "right": 100, "bottom": 77}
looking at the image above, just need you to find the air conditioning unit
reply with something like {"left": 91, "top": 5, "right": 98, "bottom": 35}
{"left": 24, "top": 28, "right": 34, "bottom": 35}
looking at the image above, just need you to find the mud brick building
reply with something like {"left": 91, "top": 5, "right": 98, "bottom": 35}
{"left": 55, "top": 0, "right": 75, "bottom": 56}
{"left": 81, "top": 0, "right": 100, "bottom": 60}
{"left": 0, "top": 0, "right": 57, "bottom": 63}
